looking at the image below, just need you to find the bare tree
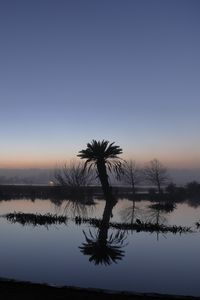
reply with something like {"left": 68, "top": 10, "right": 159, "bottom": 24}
{"left": 143, "top": 159, "right": 169, "bottom": 194}
{"left": 122, "top": 160, "right": 142, "bottom": 195}
{"left": 54, "top": 161, "right": 94, "bottom": 188}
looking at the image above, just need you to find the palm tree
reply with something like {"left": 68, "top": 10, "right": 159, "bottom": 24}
{"left": 77, "top": 140, "right": 123, "bottom": 199}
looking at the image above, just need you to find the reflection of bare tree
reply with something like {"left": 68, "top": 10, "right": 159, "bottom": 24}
{"left": 120, "top": 201, "right": 167, "bottom": 240}
{"left": 49, "top": 198, "right": 63, "bottom": 209}
{"left": 144, "top": 206, "right": 167, "bottom": 241}
{"left": 196, "top": 221, "right": 200, "bottom": 229}
{"left": 49, "top": 196, "right": 96, "bottom": 218}
{"left": 120, "top": 200, "right": 141, "bottom": 224}
{"left": 145, "top": 207, "right": 167, "bottom": 225}
{"left": 64, "top": 199, "right": 96, "bottom": 218}
{"left": 79, "top": 200, "right": 127, "bottom": 265}
{"left": 120, "top": 163, "right": 142, "bottom": 225}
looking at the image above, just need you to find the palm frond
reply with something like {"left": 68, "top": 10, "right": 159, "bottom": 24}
{"left": 77, "top": 140, "right": 123, "bottom": 178}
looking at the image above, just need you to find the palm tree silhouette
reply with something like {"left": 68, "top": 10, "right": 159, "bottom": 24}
{"left": 77, "top": 140, "right": 123, "bottom": 199}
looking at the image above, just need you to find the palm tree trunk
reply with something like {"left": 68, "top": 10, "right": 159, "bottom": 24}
{"left": 98, "top": 200, "right": 116, "bottom": 245}
{"left": 97, "top": 160, "right": 112, "bottom": 199}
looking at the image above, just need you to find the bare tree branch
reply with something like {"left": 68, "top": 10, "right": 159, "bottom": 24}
{"left": 122, "top": 160, "right": 143, "bottom": 194}
{"left": 54, "top": 160, "right": 94, "bottom": 188}
{"left": 143, "top": 159, "right": 169, "bottom": 194}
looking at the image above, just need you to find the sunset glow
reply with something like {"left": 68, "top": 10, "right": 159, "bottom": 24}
{"left": 0, "top": 0, "right": 199, "bottom": 175}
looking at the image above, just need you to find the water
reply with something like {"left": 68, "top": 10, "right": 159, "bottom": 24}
{"left": 0, "top": 197, "right": 199, "bottom": 296}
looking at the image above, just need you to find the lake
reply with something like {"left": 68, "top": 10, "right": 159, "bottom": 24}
{"left": 0, "top": 197, "right": 199, "bottom": 297}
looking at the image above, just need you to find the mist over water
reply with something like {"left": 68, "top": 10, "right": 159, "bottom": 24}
{"left": 0, "top": 168, "right": 199, "bottom": 185}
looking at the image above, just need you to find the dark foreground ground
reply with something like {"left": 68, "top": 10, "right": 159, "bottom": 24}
{"left": 0, "top": 279, "right": 199, "bottom": 300}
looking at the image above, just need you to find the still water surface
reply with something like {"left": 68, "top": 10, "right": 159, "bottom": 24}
{"left": 0, "top": 198, "right": 199, "bottom": 296}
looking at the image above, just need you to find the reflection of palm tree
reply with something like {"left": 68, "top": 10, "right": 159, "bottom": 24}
{"left": 80, "top": 229, "right": 126, "bottom": 265}
{"left": 79, "top": 200, "right": 127, "bottom": 265}
{"left": 77, "top": 140, "right": 123, "bottom": 199}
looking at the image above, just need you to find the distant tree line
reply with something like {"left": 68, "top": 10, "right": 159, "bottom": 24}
{"left": 0, "top": 172, "right": 52, "bottom": 185}
{"left": 0, "top": 175, "right": 35, "bottom": 185}
{"left": 54, "top": 158, "right": 200, "bottom": 196}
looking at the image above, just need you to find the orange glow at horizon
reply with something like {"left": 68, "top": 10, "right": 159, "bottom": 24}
{"left": 1, "top": 151, "right": 200, "bottom": 169}
{"left": 0, "top": 153, "right": 74, "bottom": 169}
{"left": 122, "top": 150, "right": 200, "bottom": 169}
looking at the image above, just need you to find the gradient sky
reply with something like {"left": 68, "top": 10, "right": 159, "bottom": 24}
{"left": 0, "top": 0, "right": 200, "bottom": 169}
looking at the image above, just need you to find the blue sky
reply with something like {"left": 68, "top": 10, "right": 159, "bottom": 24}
{"left": 0, "top": 0, "right": 200, "bottom": 168}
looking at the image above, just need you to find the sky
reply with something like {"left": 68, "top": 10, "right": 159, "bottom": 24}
{"left": 0, "top": 0, "right": 200, "bottom": 170}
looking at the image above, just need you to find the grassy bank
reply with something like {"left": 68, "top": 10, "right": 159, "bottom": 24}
{"left": 0, "top": 279, "right": 198, "bottom": 300}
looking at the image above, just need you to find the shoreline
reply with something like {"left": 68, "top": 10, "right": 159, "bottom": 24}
{"left": 0, "top": 278, "right": 198, "bottom": 300}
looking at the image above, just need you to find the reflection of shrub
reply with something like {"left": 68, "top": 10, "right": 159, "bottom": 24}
{"left": 149, "top": 202, "right": 176, "bottom": 213}
{"left": 196, "top": 221, "right": 200, "bottom": 229}
{"left": 148, "top": 188, "right": 156, "bottom": 195}
{"left": 75, "top": 217, "right": 192, "bottom": 234}
{"left": 165, "top": 183, "right": 186, "bottom": 201}
{"left": 165, "top": 183, "right": 177, "bottom": 194}
{"left": 186, "top": 181, "right": 200, "bottom": 197}
{"left": 5, "top": 212, "right": 68, "bottom": 226}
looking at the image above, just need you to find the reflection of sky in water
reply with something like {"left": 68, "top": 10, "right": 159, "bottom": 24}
{"left": 0, "top": 198, "right": 199, "bottom": 296}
